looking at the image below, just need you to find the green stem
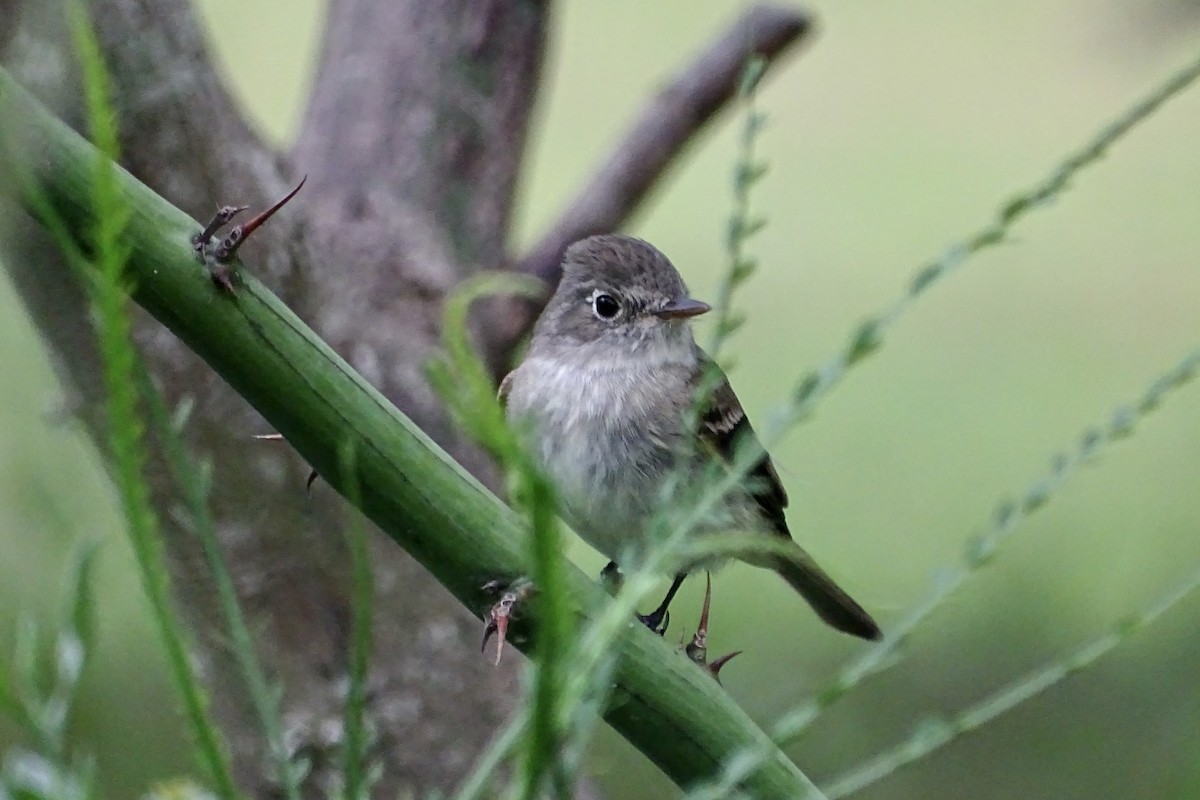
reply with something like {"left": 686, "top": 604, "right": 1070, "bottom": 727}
{"left": 0, "top": 67, "right": 818, "bottom": 798}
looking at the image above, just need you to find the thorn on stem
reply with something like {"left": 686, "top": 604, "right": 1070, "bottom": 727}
{"left": 192, "top": 204, "right": 249, "bottom": 254}
{"left": 480, "top": 580, "right": 533, "bottom": 666}
{"left": 708, "top": 650, "right": 743, "bottom": 681}
{"left": 685, "top": 573, "right": 714, "bottom": 665}
{"left": 684, "top": 573, "right": 741, "bottom": 683}
{"left": 214, "top": 176, "right": 307, "bottom": 263}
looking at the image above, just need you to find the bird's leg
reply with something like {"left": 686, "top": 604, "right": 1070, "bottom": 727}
{"left": 684, "top": 573, "right": 741, "bottom": 683}
{"left": 638, "top": 573, "right": 686, "bottom": 635}
{"left": 480, "top": 578, "right": 535, "bottom": 666}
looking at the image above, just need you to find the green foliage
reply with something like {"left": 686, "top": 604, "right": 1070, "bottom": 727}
{"left": 136, "top": 366, "right": 305, "bottom": 800}
{"left": 430, "top": 272, "right": 596, "bottom": 798}
{"left": 64, "top": 10, "right": 240, "bottom": 799}
{"left": 433, "top": 46, "right": 1200, "bottom": 798}
{"left": 823, "top": 566, "right": 1200, "bottom": 798}
{"left": 338, "top": 443, "right": 379, "bottom": 800}
{"left": 0, "top": 546, "right": 99, "bottom": 799}
{"left": 4, "top": 9, "right": 1200, "bottom": 800}
{"left": 779, "top": 45, "right": 1200, "bottom": 433}
{"left": 707, "top": 53, "right": 768, "bottom": 360}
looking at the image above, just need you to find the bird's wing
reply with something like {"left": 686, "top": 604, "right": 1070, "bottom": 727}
{"left": 693, "top": 358, "right": 791, "bottom": 538}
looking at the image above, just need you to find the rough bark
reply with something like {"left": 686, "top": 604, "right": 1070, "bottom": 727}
{"left": 0, "top": 1, "right": 809, "bottom": 795}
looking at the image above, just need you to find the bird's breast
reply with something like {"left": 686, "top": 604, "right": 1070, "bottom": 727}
{"left": 505, "top": 355, "right": 690, "bottom": 558}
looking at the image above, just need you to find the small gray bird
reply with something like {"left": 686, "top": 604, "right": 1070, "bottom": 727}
{"left": 501, "top": 234, "right": 880, "bottom": 640}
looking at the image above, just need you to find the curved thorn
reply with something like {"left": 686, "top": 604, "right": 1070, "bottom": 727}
{"left": 709, "top": 650, "right": 743, "bottom": 683}
{"left": 238, "top": 176, "right": 307, "bottom": 242}
{"left": 216, "top": 176, "right": 307, "bottom": 262}
{"left": 698, "top": 572, "right": 713, "bottom": 635}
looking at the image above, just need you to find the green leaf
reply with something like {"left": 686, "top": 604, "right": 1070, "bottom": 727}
{"left": 61, "top": 543, "right": 100, "bottom": 670}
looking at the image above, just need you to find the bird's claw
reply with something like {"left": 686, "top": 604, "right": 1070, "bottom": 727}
{"left": 637, "top": 608, "right": 670, "bottom": 636}
{"left": 683, "top": 574, "right": 741, "bottom": 683}
{"left": 481, "top": 579, "right": 534, "bottom": 666}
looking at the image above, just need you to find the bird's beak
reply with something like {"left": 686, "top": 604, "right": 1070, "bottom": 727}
{"left": 654, "top": 297, "right": 711, "bottom": 320}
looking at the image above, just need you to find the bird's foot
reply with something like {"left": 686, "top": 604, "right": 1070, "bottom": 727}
{"left": 480, "top": 578, "right": 535, "bottom": 666}
{"left": 637, "top": 573, "right": 686, "bottom": 636}
{"left": 683, "top": 574, "right": 741, "bottom": 683}
{"left": 637, "top": 607, "right": 671, "bottom": 636}
{"left": 191, "top": 177, "right": 306, "bottom": 292}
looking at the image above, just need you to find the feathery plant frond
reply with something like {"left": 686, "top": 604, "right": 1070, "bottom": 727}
{"left": 338, "top": 442, "right": 379, "bottom": 800}
{"left": 707, "top": 53, "right": 768, "bottom": 363}
{"left": 61, "top": 8, "right": 241, "bottom": 797}
{"left": 680, "top": 46, "right": 1200, "bottom": 795}
{"left": 773, "top": 346, "right": 1200, "bottom": 744}
{"left": 648, "top": 53, "right": 778, "bottom": 574}
{"left": 659, "top": 41, "right": 1200, "bottom": 622}
{"left": 775, "top": 47, "right": 1200, "bottom": 434}
{"left": 437, "top": 60, "right": 836, "bottom": 798}
{"left": 684, "top": 346, "right": 1200, "bottom": 799}
{"left": 428, "top": 271, "right": 577, "bottom": 799}
{"left": 135, "top": 363, "right": 305, "bottom": 800}
{"left": 825, "top": 567, "right": 1200, "bottom": 799}
{"left": 0, "top": 545, "right": 99, "bottom": 795}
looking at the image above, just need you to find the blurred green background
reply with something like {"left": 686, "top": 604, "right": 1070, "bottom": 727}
{"left": 3, "top": 1, "right": 1200, "bottom": 797}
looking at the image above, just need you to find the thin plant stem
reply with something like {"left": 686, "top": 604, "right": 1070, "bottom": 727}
{"left": 340, "top": 442, "right": 375, "bottom": 800}
{"left": 707, "top": 54, "right": 768, "bottom": 362}
{"left": 781, "top": 48, "right": 1200, "bottom": 429}
{"left": 686, "top": 346, "right": 1199, "bottom": 798}
{"left": 451, "top": 711, "right": 529, "bottom": 800}
{"left": 137, "top": 364, "right": 302, "bottom": 800}
{"left": 825, "top": 568, "right": 1200, "bottom": 798}
{"left": 68, "top": 6, "right": 239, "bottom": 797}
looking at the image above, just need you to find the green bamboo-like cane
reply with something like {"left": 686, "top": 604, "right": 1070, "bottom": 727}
{"left": 0, "top": 68, "right": 826, "bottom": 799}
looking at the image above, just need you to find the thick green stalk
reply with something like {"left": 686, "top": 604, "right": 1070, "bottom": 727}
{"left": 0, "top": 69, "right": 824, "bottom": 798}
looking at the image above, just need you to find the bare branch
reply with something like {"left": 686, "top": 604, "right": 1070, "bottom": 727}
{"left": 515, "top": 4, "right": 812, "bottom": 285}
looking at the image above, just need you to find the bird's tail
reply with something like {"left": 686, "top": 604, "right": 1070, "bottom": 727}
{"left": 773, "top": 546, "right": 881, "bottom": 641}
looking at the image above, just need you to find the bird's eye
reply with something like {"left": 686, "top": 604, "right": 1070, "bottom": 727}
{"left": 593, "top": 293, "right": 620, "bottom": 320}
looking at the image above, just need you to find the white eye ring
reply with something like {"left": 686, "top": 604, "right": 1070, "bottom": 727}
{"left": 590, "top": 290, "right": 620, "bottom": 320}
